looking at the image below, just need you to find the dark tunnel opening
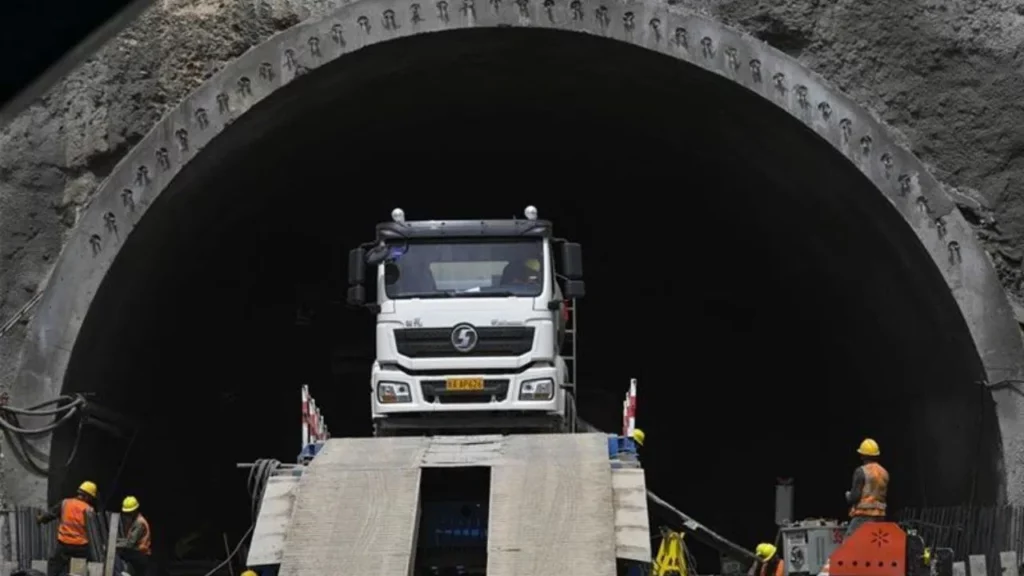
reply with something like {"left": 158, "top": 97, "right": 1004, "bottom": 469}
{"left": 44, "top": 26, "right": 1001, "bottom": 573}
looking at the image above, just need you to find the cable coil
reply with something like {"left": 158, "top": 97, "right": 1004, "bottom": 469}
{"left": 0, "top": 394, "right": 86, "bottom": 476}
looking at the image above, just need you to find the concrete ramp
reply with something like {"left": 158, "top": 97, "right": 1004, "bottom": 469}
{"left": 267, "top": 433, "right": 630, "bottom": 576}
{"left": 487, "top": 433, "right": 617, "bottom": 576}
{"left": 277, "top": 437, "right": 428, "bottom": 576}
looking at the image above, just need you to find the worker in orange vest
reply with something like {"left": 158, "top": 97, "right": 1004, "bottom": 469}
{"left": 37, "top": 480, "right": 97, "bottom": 576}
{"left": 753, "top": 543, "right": 784, "bottom": 576}
{"left": 843, "top": 438, "right": 889, "bottom": 540}
{"left": 116, "top": 496, "right": 152, "bottom": 576}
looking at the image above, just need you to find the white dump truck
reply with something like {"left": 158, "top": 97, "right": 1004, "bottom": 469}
{"left": 346, "top": 206, "right": 585, "bottom": 436}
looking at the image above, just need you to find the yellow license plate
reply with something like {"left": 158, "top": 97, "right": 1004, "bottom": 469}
{"left": 446, "top": 378, "right": 484, "bottom": 391}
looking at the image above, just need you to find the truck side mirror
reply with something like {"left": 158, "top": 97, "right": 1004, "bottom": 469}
{"left": 563, "top": 280, "right": 585, "bottom": 299}
{"left": 348, "top": 248, "right": 366, "bottom": 285}
{"left": 560, "top": 242, "right": 583, "bottom": 280}
{"left": 346, "top": 285, "right": 366, "bottom": 306}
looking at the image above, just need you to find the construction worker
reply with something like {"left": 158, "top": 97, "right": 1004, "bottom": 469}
{"left": 843, "top": 438, "right": 889, "bottom": 539}
{"left": 501, "top": 258, "right": 542, "bottom": 286}
{"left": 631, "top": 428, "right": 645, "bottom": 447}
{"left": 753, "top": 543, "right": 784, "bottom": 576}
{"left": 116, "top": 496, "right": 151, "bottom": 576}
{"left": 37, "top": 481, "right": 97, "bottom": 576}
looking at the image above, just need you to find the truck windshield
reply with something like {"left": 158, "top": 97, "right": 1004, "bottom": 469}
{"left": 384, "top": 239, "right": 545, "bottom": 299}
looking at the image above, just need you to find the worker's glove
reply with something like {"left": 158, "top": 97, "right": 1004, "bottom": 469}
{"left": 34, "top": 514, "right": 44, "bottom": 525}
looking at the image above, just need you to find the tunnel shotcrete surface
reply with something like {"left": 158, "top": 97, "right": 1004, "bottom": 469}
{"left": 2, "top": 0, "right": 1024, "bottom": 570}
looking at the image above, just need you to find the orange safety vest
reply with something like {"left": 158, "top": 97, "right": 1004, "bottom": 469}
{"left": 133, "top": 514, "right": 152, "bottom": 556}
{"left": 850, "top": 462, "right": 889, "bottom": 518}
{"left": 759, "top": 558, "right": 785, "bottom": 576}
{"left": 57, "top": 498, "right": 92, "bottom": 546}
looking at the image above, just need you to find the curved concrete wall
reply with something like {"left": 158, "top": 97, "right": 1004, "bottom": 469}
{"left": 2, "top": 0, "right": 1024, "bottom": 506}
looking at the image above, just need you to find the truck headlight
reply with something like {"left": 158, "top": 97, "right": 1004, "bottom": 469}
{"left": 519, "top": 378, "right": 554, "bottom": 401}
{"left": 377, "top": 382, "right": 412, "bottom": 404}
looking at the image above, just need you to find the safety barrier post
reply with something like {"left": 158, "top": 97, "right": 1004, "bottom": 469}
{"left": 301, "top": 385, "right": 309, "bottom": 450}
{"left": 300, "top": 384, "right": 331, "bottom": 454}
{"left": 622, "top": 378, "right": 637, "bottom": 437}
{"left": 102, "top": 513, "right": 119, "bottom": 576}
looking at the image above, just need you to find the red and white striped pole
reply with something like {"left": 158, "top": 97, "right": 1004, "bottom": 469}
{"left": 622, "top": 378, "right": 637, "bottom": 437}
{"left": 301, "top": 384, "right": 333, "bottom": 450}
{"left": 301, "top": 385, "right": 311, "bottom": 450}
{"left": 310, "top": 396, "right": 318, "bottom": 441}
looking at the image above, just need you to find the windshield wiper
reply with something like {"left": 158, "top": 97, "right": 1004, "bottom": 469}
{"left": 458, "top": 290, "right": 522, "bottom": 298}
{"left": 396, "top": 291, "right": 457, "bottom": 299}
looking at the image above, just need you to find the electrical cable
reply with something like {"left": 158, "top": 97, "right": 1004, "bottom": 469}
{"left": 683, "top": 536, "right": 701, "bottom": 576}
{"left": 63, "top": 416, "right": 87, "bottom": 468}
{"left": 0, "top": 395, "right": 84, "bottom": 434}
{"left": 3, "top": 424, "right": 49, "bottom": 476}
{"left": 247, "top": 458, "right": 280, "bottom": 522}
{"left": 0, "top": 394, "right": 88, "bottom": 476}
{"left": 1, "top": 395, "right": 85, "bottom": 416}
{"left": 100, "top": 428, "right": 139, "bottom": 512}
{"left": 0, "top": 405, "right": 80, "bottom": 436}
{"left": 199, "top": 458, "right": 280, "bottom": 576}
{"left": 200, "top": 524, "right": 255, "bottom": 576}
{"left": 576, "top": 416, "right": 758, "bottom": 563}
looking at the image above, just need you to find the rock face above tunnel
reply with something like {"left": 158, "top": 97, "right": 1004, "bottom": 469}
{"left": 4, "top": 1, "right": 1024, "bottom": 369}
{"left": 1, "top": 0, "right": 1024, "bottom": 507}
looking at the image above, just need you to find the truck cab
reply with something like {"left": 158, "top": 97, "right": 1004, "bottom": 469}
{"left": 346, "top": 206, "right": 585, "bottom": 436}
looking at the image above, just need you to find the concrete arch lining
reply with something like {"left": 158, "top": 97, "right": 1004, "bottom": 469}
{"left": 9, "top": 0, "right": 1024, "bottom": 505}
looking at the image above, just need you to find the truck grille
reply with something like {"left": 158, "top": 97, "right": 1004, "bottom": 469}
{"left": 421, "top": 379, "right": 510, "bottom": 404}
{"left": 394, "top": 326, "right": 535, "bottom": 358}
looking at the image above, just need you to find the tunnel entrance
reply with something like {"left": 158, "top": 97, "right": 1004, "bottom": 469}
{"left": 28, "top": 25, "right": 1001, "bottom": 573}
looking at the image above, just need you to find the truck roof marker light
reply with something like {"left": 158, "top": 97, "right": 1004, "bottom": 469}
{"left": 391, "top": 207, "right": 405, "bottom": 223}
{"left": 524, "top": 205, "right": 538, "bottom": 221}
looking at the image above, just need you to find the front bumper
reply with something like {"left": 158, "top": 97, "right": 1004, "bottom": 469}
{"left": 371, "top": 365, "right": 562, "bottom": 416}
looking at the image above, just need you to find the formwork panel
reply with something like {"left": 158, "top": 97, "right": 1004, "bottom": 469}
{"left": 611, "top": 468, "right": 652, "bottom": 562}
{"left": 247, "top": 474, "right": 302, "bottom": 566}
{"left": 487, "top": 433, "right": 617, "bottom": 576}
{"left": 277, "top": 439, "right": 423, "bottom": 576}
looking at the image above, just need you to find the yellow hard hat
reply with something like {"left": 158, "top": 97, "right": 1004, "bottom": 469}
{"left": 241, "top": 571, "right": 258, "bottom": 576}
{"left": 857, "top": 438, "right": 880, "bottom": 457}
{"left": 525, "top": 258, "right": 541, "bottom": 272}
{"left": 78, "top": 481, "right": 98, "bottom": 498}
{"left": 755, "top": 543, "right": 777, "bottom": 560}
{"left": 631, "top": 428, "right": 645, "bottom": 446}
{"left": 122, "top": 496, "right": 140, "bottom": 513}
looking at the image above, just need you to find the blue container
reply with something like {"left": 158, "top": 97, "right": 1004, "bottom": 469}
{"left": 418, "top": 501, "right": 489, "bottom": 549}
{"left": 297, "top": 441, "right": 325, "bottom": 463}
{"left": 607, "top": 435, "right": 639, "bottom": 459}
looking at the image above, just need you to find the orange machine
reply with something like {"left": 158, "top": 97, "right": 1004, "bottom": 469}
{"left": 829, "top": 522, "right": 907, "bottom": 576}
{"left": 827, "top": 522, "right": 948, "bottom": 576}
